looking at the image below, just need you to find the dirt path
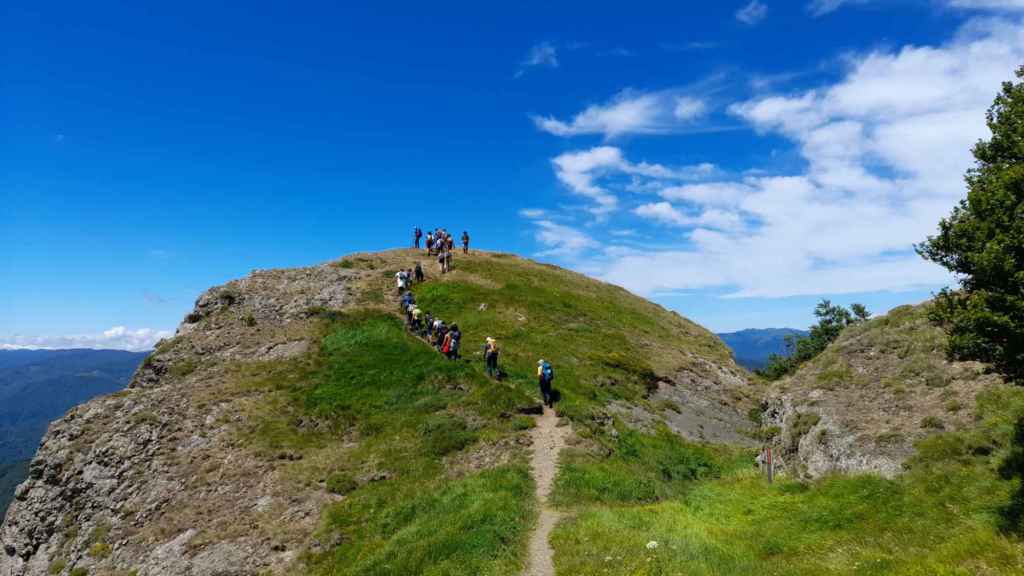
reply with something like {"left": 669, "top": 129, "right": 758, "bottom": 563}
{"left": 522, "top": 406, "right": 571, "bottom": 576}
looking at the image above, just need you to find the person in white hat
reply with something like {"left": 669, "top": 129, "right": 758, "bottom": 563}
{"left": 484, "top": 337, "right": 500, "bottom": 378}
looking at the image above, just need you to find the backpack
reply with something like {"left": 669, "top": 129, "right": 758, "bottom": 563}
{"left": 542, "top": 363, "right": 554, "bottom": 380}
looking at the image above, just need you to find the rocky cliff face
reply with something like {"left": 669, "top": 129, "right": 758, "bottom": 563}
{"left": 1, "top": 263, "right": 362, "bottom": 576}
{"left": 762, "top": 303, "right": 1006, "bottom": 479}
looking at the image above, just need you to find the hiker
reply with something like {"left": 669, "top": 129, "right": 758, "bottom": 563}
{"left": 426, "top": 231, "right": 434, "bottom": 255}
{"left": 537, "top": 359, "right": 555, "bottom": 408}
{"left": 441, "top": 329, "right": 453, "bottom": 359}
{"left": 447, "top": 324, "right": 461, "bottom": 360}
{"left": 406, "top": 301, "right": 416, "bottom": 326}
{"left": 411, "top": 307, "right": 423, "bottom": 333}
{"left": 437, "top": 249, "right": 447, "bottom": 274}
{"left": 444, "top": 249, "right": 453, "bottom": 273}
{"left": 423, "top": 311, "right": 433, "bottom": 338}
{"left": 414, "top": 227, "right": 422, "bottom": 249}
{"left": 395, "top": 269, "right": 409, "bottom": 293}
{"left": 447, "top": 234, "right": 454, "bottom": 252}
{"left": 400, "top": 290, "right": 415, "bottom": 311}
{"left": 436, "top": 322, "right": 449, "bottom": 351}
{"left": 406, "top": 268, "right": 415, "bottom": 286}
{"left": 414, "top": 262, "right": 425, "bottom": 283}
{"left": 484, "top": 337, "right": 499, "bottom": 378}
{"left": 462, "top": 231, "right": 470, "bottom": 254}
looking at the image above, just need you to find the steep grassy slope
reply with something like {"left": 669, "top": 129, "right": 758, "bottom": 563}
{"left": 550, "top": 303, "right": 1024, "bottom": 575}
{"left": 236, "top": 250, "right": 754, "bottom": 575}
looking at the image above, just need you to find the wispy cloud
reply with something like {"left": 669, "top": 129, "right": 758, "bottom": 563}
{"left": 526, "top": 217, "right": 599, "bottom": 259}
{"left": 516, "top": 42, "right": 559, "bottom": 77}
{"left": 736, "top": 0, "right": 769, "bottom": 25}
{"left": 659, "top": 41, "right": 717, "bottom": 52}
{"left": 551, "top": 146, "right": 717, "bottom": 217}
{"left": 0, "top": 326, "right": 172, "bottom": 352}
{"left": 810, "top": 0, "right": 1024, "bottom": 16}
{"left": 533, "top": 88, "right": 715, "bottom": 139}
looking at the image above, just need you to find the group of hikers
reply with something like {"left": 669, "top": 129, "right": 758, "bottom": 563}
{"left": 394, "top": 262, "right": 425, "bottom": 293}
{"left": 414, "top": 227, "right": 469, "bottom": 274}
{"left": 395, "top": 252, "right": 556, "bottom": 408}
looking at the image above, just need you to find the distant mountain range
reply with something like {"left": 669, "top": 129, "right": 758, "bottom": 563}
{"left": 0, "top": 349, "right": 148, "bottom": 515}
{"left": 716, "top": 328, "right": 809, "bottom": 371}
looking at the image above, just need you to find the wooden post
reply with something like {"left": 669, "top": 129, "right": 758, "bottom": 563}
{"left": 767, "top": 446, "right": 774, "bottom": 484}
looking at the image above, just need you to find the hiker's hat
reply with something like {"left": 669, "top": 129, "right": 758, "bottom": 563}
{"left": 538, "top": 359, "right": 545, "bottom": 365}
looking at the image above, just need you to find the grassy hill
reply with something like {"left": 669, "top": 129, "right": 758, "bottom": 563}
{"left": 227, "top": 250, "right": 753, "bottom": 575}
{"left": 7, "top": 253, "right": 1024, "bottom": 575}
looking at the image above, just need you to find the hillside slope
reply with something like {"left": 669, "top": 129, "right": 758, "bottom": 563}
{"left": 549, "top": 302, "right": 1024, "bottom": 575}
{"left": 762, "top": 303, "right": 1007, "bottom": 478}
{"left": 0, "top": 250, "right": 752, "bottom": 576}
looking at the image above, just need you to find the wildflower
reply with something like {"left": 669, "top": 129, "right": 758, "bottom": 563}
{"left": 646, "top": 541, "right": 658, "bottom": 550}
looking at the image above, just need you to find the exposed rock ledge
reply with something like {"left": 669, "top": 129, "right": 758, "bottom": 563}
{"left": 1, "top": 263, "right": 360, "bottom": 576}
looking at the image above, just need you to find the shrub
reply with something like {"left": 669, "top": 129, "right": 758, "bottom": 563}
{"left": 48, "top": 559, "right": 67, "bottom": 575}
{"left": 88, "top": 542, "right": 111, "bottom": 559}
{"left": 419, "top": 415, "right": 476, "bottom": 457}
{"left": 326, "top": 472, "right": 358, "bottom": 496}
{"left": 790, "top": 412, "right": 821, "bottom": 439}
{"left": 921, "top": 416, "right": 946, "bottom": 430}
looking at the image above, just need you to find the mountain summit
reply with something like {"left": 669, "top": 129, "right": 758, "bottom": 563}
{"left": 0, "top": 250, "right": 751, "bottom": 575}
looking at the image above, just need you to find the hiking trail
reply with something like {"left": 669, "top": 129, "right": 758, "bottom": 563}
{"left": 522, "top": 406, "right": 571, "bottom": 576}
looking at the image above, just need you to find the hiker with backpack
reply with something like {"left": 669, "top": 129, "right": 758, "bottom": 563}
{"left": 484, "top": 337, "right": 499, "bottom": 378}
{"left": 444, "top": 249, "right": 453, "bottom": 273}
{"left": 462, "top": 231, "right": 470, "bottom": 254}
{"left": 411, "top": 306, "right": 423, "bottom": 333}
{"left": 414, "top": 227, "right": 422, "bottom": 249}
{"left": 444, "top": 324, "right": 461, "bottom": 360}
{"left": 436, "top": 322, "right": 449, "bottom": 352}
{"left": 537, "top": 359, "right": 555, "bottom": 408}
{"left": 414, "top": 262, "right": 425, "bottom": 283}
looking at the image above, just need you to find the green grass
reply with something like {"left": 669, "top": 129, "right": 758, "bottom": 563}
{"left": 553, "top": 424, "right": 735, "bottom": 506}
{"left": 551, "top": 385, "right": 1024, "bottom": 575}
{"left": 311, "top": 465, "right": 533, "bottom": 576}
{"left": 412, "top": 254, "right": 734, "bottom": 425}
{"left": 240, "top": 310, "right": 537, "bottom": 575}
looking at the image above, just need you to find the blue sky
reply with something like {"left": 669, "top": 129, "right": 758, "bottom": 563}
{"left": 3, "top": 0, "right": 1023, "bottom": 349}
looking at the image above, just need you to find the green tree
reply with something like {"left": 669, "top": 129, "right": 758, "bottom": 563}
{"left": 757, "top": 300, "right": 869, "bottom": 380}
{"left": 917, "top": 66, "right": 1024, "bottom": 383}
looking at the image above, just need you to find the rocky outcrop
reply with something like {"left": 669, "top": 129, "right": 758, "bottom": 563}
{"left": 1, "top": 263, "right": 361, "bottom": 576}
{"left": 762, "top": 304, "right": 1005, "bottom": 479}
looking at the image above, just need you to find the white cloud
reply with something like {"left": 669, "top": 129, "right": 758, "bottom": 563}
{"left": 551, "top": 146, "right": 718, "bottom": 217}
{"left": 810, "top": 0, "right": 1024, "bottom": 15}
{"left": 544, "top": 16, "right": 1024, "bottom": 299}
{"left": 533, "top": 220, "right": 598, "bottom": 258}
{"left": 519, "top": 208, "right": 548, "bottom": 219}
{"left": 736, "top": 0, "right": 769, "bottom": 25}
{"left": 533, "top": 89, "right": 710, "bottom": 139}
{"left": 516, "top": 42, "right": 559, "bottom": 77}
{"left": 807, "top": 0, "right": 868, "bottom": 16}
{"left": 634, "top": 202, "right": 745, "bottom": 231}
{"left": 946, "top": 0, "right": 1024, "bottom": 9}
{"left": 0, "top": 326, "right": 172, "bottom": 352}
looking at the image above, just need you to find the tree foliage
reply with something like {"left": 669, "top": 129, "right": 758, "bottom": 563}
{"left": 917, "top": 66, "right": 1024, "bottom": 383}
{"left": 757, "top": 300, "right": 869, "bottom": 380}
